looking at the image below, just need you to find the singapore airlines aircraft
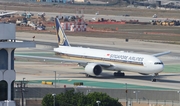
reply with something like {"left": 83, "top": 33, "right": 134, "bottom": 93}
{"left": 17, "top": 18, "right": 170, "bottom": 82}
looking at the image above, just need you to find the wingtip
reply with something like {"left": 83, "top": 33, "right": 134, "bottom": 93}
{"left": 153, "top": 51, "right": 171, "bottom": 57}
{"left": 166, "top": 51, "right": 171, "bottom": 53}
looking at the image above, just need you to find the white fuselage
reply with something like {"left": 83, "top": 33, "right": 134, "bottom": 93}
{"left": 0, "top": 11, "right": 17, "bottom": 17}
{"left": 54, "top": 46, "right": 164, "bottom": 74}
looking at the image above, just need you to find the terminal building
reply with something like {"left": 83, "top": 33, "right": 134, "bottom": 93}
{"left": 0, "top": 23, "right": 35, "bottom": 106}
{"left": 37, "top": 0, "right": 62, "bottom": 2}
{"left": 29, "top": 0, "right": 77, "bottom": 3}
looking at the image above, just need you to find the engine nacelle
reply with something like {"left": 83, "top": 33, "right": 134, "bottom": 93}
{"left": 85, "top": 63, "right": 102, "bottom": 76}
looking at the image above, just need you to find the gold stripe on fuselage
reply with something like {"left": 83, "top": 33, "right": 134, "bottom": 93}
{"left": 55, "top": 53, "right": 144, "bottom": 66}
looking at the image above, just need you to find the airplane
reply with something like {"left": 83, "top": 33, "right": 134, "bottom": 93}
{"left": 0, "top": 11, "right": 17, "bottom": 18}
{"left": 16, "top": 18, "right": 171, "bottom": 82}
{"left": 95, "top": 11, "right": 99, "bottom": 15}
{"left": 152, "top": 14, "right": 157, "bottom": 18}
{"left": 38, "top": 12, "right": 45, "bottom": 17}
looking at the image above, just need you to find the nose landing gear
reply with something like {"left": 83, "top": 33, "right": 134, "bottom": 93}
{"left": 151, "top": 73, "right": 159, "bottom": 82}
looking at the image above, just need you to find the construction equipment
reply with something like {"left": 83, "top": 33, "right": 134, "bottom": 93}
{"left": 16, "top": 18, "right": 28, "bottom": 26}
{"left": 151, "top": 20, "right": 161, "bottom": 25}
{"left": 151, "top": 19, "right": 180, "bottom": 26}
{"left": 27, "top": 21, "right": 37, "bottom": 29}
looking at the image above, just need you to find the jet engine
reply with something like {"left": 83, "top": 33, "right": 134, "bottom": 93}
{"left": 85, "top": 63, "right": 102, "bottom": 76}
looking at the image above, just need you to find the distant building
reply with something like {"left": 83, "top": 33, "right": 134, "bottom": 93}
{"left": 36, "top": 0, "right": 63, "bottom": 2}
{"left": 136, "top": 0, "right": 180, "bottom": 8}
{"left": 74, "top": 0, "right": 87, "bottom": 3}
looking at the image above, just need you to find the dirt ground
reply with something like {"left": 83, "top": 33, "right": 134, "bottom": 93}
{"left": 0, "top": 2, "right": 180, "bottom": 18}
{"left": 1, "top": 2, "right": 180, "bottom": 44}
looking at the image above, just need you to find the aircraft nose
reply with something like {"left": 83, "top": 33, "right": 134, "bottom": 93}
{"left": 158, "top": 64, "right": 164, "bottom": 72}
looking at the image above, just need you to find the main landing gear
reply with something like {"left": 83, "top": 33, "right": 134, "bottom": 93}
{"left": 86, "top": 74, "right": 90, "bottom": 77}
{"left": 114, "top": 71, "right": 125, "bottom": 77}
{"left": 151, "top": 73, "right": 158, "bottom": 82}
{"left": 86, "top": 74, "right": 94, "bottom": 77}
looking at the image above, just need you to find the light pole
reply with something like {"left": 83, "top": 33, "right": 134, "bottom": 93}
{"left": 133, "top": 91, "right": 140, "bottom": 102}
{"left": 52, "top": 94, "right": 56, "bottom": 106}
{"left": 96, "top": 101, "right": 101, "bottom": 106}
{"left": 54, "top": 71, "right": 56, "bottom": 88}
{"left": 23, "top": 78, "right": 25, "bottom": 82}
{"left": 86, "top": 89, "right": 91, "bottom": 95}
{"left": 125, "top": 83, "right": 128, "bottom": 106}
{"left": 23, "top": 78, "right": 25, "bottom": 88}
{"left": 22, "top": 78, "right": 26, "bottom": 106}
{"left": 177, "top": 91, "right": 180, "bottom": 103}
{"left": 57, "top": 74, "right": 60, "bottom": 86}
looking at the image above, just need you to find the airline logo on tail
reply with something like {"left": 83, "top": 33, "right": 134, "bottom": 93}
{"left": 55, "top": 18, "right": 70, "bottom": 46}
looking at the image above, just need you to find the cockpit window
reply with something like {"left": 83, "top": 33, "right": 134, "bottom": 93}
{"left": 154, "top": 62, "right": 163, "bottom": 65}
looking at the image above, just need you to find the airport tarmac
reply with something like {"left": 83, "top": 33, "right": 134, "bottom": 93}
{"left": 16, "top": 32, "right": 180, "bottom": 64}
{"left": 14, "top": 59, "right": 180, "bottom": 90}
{"left": 15, "top": 32, "right": 180, "bottom": 90}
{"left": 3, "top": 9, "right": 179, "bottom": 22}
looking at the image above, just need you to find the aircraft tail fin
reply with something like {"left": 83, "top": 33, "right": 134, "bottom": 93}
{"left": 55, "top": 17, "right": 70, "bottom": 46}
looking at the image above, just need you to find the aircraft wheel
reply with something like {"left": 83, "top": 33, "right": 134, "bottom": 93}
{"left": 152, "top": 79, "right": 157, "bottom": 82}
{"left": 86, "top": 74, "right": 93, "bottom": 77}
{"left": 86, "top": 74, "right": 90, "bottom": 77}
{"left": 114, "top": 72, "right": 125, "bottom": 77}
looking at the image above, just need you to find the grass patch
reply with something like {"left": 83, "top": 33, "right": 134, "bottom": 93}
{"left": 164, "top": 65, "right": 180, "bottom": 73}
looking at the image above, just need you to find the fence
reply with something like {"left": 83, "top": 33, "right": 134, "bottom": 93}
{"left": 14, "top": 86, "right": 180, "bottom": 105}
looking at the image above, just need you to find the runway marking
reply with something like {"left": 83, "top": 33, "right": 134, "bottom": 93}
{"left": 68, "top": 79, "right": 72, "bottom": 81}
{"left": 26, "top": 79, "right": 172, "bottom": 90}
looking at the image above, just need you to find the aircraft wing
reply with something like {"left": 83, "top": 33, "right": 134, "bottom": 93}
{"left": 153, "top": 51, "right": 171, "bottom": 57}
{"left": 0, "top": 11, "right": 17, "bottom": 17}
{"left": 15, "top": 55, "right": 112, "bottom": 67}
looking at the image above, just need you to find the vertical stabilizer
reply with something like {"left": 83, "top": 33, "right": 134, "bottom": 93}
{"left": 55, "top": 18, "right": 70, "bottom": 46}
